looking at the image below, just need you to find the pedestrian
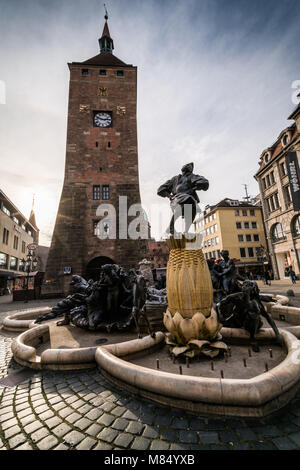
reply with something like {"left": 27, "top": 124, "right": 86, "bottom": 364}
{"left": 288, "top": 266, "right": 297, "bottom": 284}
{"left": 265, "top": 270, "right": 271, "bottom": 286}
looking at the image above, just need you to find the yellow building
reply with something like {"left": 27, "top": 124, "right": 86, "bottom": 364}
{"left": 195, "top": 198, "right": 267, "bottom": 277}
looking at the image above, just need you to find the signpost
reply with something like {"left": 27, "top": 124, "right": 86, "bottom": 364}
{"left": 286, "top": 152, "right": 300, "bottom": 211}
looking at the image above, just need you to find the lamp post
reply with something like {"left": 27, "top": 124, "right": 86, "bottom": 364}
{"left": 21, "top": 245, "right": 38, "bottom": 303}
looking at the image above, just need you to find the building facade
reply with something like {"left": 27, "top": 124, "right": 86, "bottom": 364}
{"left": 254, "top": 103, "right": 300, "bottom": 279}
{"left": 195, "top": 198, "right": 267, "bottom": 277}
{"left": 43, "top": 16, "right": 148, "bottom": 296}
{"left": 0, "top": 190, "right": 38, "bottom": 293}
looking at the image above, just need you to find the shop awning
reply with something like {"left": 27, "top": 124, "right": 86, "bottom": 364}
{"left": 15, "top": 271, "right": 39, "bottom": 278}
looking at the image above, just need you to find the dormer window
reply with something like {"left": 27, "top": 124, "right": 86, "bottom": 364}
{"left": 264, "top": 152, "right": 271, "bottom": 163}
{"left": 282, "top": 133, "right": 291, "bottom": 147}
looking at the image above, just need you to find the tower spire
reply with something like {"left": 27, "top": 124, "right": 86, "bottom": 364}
{"left": 99, "top": 4, "right": 114, "bottom": 53}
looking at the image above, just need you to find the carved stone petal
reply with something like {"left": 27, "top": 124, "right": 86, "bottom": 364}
{"left": 178, "top": 318, "right": 197, "bottom": 342}
{"left": 172, "top": 346, "right": 189, "bottom": 356}
{"left": 201, "top": 348, "right": 220, "bottom": 358}
{"left": 210, "top": 341, "right": 228, "bottom": 351}
{"left": 188, "top": 339, "right": 210, "bottom": 349}
{"left": 204, "top": 309, "right": 221, "bottom": 339}
{"left": 191, "top": 312, "right": 206, "bottom": 337}
{"left": 173, "top": 311, "right": 183, "bottom": 329}
{"left": 163, "top": 311, "right": 175, "bottom": 334}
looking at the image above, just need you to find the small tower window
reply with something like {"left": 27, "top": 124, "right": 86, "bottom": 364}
{"left": 96, "top": 142, "right": 99, "bottom": 147}
{"left": 82, "top": 69, "right": 89, "bottom": 76}
{"left": 102, "top": 185, "right": 110, "bottom": 200}
{"left": 117, "top": 70, "right": 124, "bottom": 77}
{"left": 93, "top": 185, "right": 101, "bottom": 200}
{"left": 107, "top": 141, "right": 111, "bottom": 148}
{"left": 99, "top": 70, "right": 106, "bottom": 76}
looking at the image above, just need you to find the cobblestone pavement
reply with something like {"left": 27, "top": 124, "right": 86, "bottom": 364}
{"left": 2, "top": 294, "right": 300, "bottom": 451}
{"left": 2, "top": 335, "right": 300, "bottom": 450}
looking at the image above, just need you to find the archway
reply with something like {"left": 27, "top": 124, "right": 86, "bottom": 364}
{"left": 85, "top": 256, "right": 115, "bottom": 281}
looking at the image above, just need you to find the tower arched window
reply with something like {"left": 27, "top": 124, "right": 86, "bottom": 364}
{"left": 291, "top": 215, "right": 300, "bottom": 237}
{"left": 271, "top": 223, "right": 286, "bottom": 242}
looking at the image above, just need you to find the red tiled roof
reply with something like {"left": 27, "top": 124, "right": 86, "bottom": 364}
{"left": 75, "top": 52, "right": 130, "bottom": 67}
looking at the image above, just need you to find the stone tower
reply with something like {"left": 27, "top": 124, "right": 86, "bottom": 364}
{"left": 42, "top": 14, "right": 148, "bottom": 296}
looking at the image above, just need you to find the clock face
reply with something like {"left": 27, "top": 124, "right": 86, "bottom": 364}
{"left": 94, "top": 111, "right": 112, "bottom": 128}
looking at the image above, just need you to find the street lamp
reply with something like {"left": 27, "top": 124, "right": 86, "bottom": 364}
{"left": 22, "top": 246, "right": 38, "bottom": 303}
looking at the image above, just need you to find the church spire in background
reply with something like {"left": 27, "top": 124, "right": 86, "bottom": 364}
{"left": 99, "top": 4, "right": 114, "bottom": 53}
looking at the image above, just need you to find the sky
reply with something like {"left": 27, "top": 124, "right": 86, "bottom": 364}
{"left": 0, "top": 0, "right": 300, "bottom": 244}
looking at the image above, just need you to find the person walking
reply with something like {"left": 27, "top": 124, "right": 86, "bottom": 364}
{"left": 288, "top": 266, "right": 297, "bottom": 284}
{"left": 265, "top": 270, "right": 271, "bottom": 286}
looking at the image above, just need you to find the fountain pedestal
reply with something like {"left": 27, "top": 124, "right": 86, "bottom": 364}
{"left": 163, "top": 235, "right": 227, "bottom": 358}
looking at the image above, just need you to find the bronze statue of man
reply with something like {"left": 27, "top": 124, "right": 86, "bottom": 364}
{"left": 157, "top": 163, "right": 209, "bottom": 234}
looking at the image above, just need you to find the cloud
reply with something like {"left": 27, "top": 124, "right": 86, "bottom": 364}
{"left": 0, "top": 0, "right": 299, "bottom": 243}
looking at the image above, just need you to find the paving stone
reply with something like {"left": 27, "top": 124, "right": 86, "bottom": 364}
{"left": 172, "top": 417, "right": 189, "bottom": 429}
{"left": 100, "top": 402, "right": 116, "bottom": 413}
{"left": 125, "top": 421, "right": 144, "bottom": 435}
{"left": 4, "top": 425, "right": 22, "bottom": 439}
{"left": 170, "top": 443, "right": 192, "bottom": 450}
{"left": 8, "top": 433, "right": 27, "bottom": 449}
{"left": 16, "top": 408, "right": 32, "bottom": 419}
{"left": 77, "top": 404, "right": 93, "bottom": 414}
{"left": 130, "top": 436, "right": 150, "bottom": 450}
{"left": 230, "top": 442, "right": 251, "bottom": 450}
{"left": 97, "top": 413, "right": 115, "bottom": 426}
{"left": 199, "top": 432, "right": 219, "bottom": 444}
{"left": 155, "top": 415, "right": 173, "bottom": 427}
{"left": 63, "top": 430, "right": 85, "bottom": 446}
{"left": 57, "top": 407, "right": 74, "bottom": 418}
{"left": 85, "top": 423, "right": 103, "bottom": 437}
{"left": 39, "top": 410, "right": 55, "bottom": 421}
{"left": 190, "top": 418, "right": 206, "bottom": 431}
{"left": 207, "top": 419, "right": 227, "bottom": 431}
{"left": 219, "top": 430, "right": 239, "bottom": 442}
{"left": 76, "top": 437, "right": 97, "bottom": 450}
{"left": 236, "top": 427, "right": 257, "bottom": 441}
{"left": 93, "top": 442, "right": 113, "bottom": 450}
{"left": 34, "top": 404, "right": 49, "bottom": 414}
{"left": 1, "top": 417, "right": 19, "bottom": 430}
{"left": 24, "top": 420, "right": 43, "bottom": 434}
{"left": 53, "top": 443, "right": 69, "bottom": 450}
{"left": 65, "top": 412, "right": 82, "bottom": 424}
{"left": 97, "top": 428, "right": 119, "bottom": 443}
{"left": 160, "top": 428, "right": 178, "bottom": 442}
{"left": 112, "top": 418, "right": 129, "bottom": 431}
{"left": 15, "top": 442, "right": 34, "bottom": 450}
{"left": 51, "top": 423, "right": 73, "bottom": 438}
{"left": 142, "top": 425, "right": 159, "bottom": 439}
{"left": 31, "top": 428, "right": 50, "bottom": 443}
{"left": 110, "top": 406, "right": 126, "bottom": 417}
{"left": 150, "top": 440, "right": 170, "bottom": 450}
{"left": 254, "top": 425, "right": 281, "bottom": 438}
{"left": 273, "top": 437, "right": 298, "bottom": 450}
{"left": 44, "top": 416, "right": 63, "bottom": 429}
{"left": 122, "top": 410, "right": 138, "bottom": 421}
{"left": 85, "top": 408, "right": 104, "bottom": 420}
{"left": 19, "top": 414, "right": 36, "bottom": 427}
{"left": 179, "top": 430, "right": 198, "bottom": 444}
{"left": 37, "top": 435, "right": 59, "bottom": 450}
{"left": 252, "top": 440, "right": 277, "bottom": 450}
{"left": 114, "top": 433, "right": 134, "bottom": 449}
{"left": 289, "top": 432, "right": 300, "bottom": 446}
{"left": 74, "top": 417, "right": 92, "bottom": 431}
{"left": 0, "top": 411, "right": 14, "bottom": 422}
